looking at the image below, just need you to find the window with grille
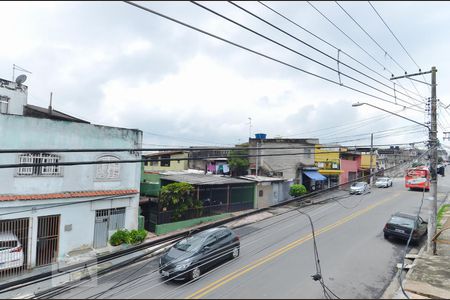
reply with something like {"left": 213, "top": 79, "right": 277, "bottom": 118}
{"left": 0, "top": 96, "right": 9, "bottom": 114}
{"left": 17, "top": 153, "right": 61, "bottom": 176}
{"left": 96, "top": 155, "right": 120, "bottom": 180}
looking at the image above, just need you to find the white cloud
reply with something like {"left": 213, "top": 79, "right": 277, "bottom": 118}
{"left": 0, "top": 1, "right": 448, "bottom": 148}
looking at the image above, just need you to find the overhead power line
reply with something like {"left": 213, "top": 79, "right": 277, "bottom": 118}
{"left": 367, "top": 2, "right": 419, "bottom": 70}
{"left": 334, "top": 1, "right": 426, "bottom": 100}
{"left": 257, "top": 1, "right": 424, "bottom": 103}
{"left": 190, "top": 0, "right": 422, "bottom": 111}
{"left": 123, "top": 1, "right": 422, "bottom": 112}
{"left": 0, "top": 140, "right": 427, "bottom": 155}
{"left": 306, "top": 1, "right": 426, "bottom": 102}
{"left": 0, "top": 145, "right": 426, "bottom": 170}
{"left": 367, "top": 1, "right": 431, "bottom": 94}
{"left": 225, "top": 1, "right": 423, "bottom": 108}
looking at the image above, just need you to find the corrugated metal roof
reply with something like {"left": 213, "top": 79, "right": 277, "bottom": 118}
{"left": 239, "top": 175, "right": 285, "bottom": 182}
{"left": 161, "top": 173, "right": 252, "bottom": 185}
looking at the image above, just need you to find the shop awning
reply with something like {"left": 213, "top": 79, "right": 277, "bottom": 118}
{"left": 318, "top": 169, "right": 344, "bottom": 175}
{"left": 303, "top": 171, "right": 327, "bottom": 181}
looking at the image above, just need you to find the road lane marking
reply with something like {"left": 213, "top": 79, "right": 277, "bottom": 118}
{"left": 186, "top": 192, "right": 401, "bottom": 299}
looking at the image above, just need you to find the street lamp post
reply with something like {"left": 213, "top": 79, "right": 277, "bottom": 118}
{"left": 352, "top": 101, "right": 437, "bottom": 254}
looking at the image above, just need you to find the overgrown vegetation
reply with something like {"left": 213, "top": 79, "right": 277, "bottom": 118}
{"left": 437, "top": 204, "right": 450, "bottom": 229}
{"left": 289, "top": 184, "right": 307, "bottom": 197}
{"left": 160, "top": 182, "right": 203, "bottom": 221}
{"left": 228, "top": 148, "right": 249, "bottom": 176}
{"left": 110, "top": 229, "right": 148, "bottom": 246}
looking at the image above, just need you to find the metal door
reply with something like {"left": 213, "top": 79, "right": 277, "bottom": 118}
{"left": 93, "top": 208, "right": 125, "bottom": 248}
{"left": 93, "top": 214, "right": 109, "bottom": 249}
{"left": 36, "top": 215, "right": 60, "bottom": 267}
{"left": 272, "top": 183, "right": 280, "bottom": 204}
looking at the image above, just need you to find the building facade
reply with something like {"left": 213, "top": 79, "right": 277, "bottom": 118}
{"left": 0, "top": 77, "right": 142, "bottom": 274}
{"left": 248, "top": 137, "right": 319, "bottom": 183}
{"left": 143, "top": 151, "right": 189, "bottom": 172}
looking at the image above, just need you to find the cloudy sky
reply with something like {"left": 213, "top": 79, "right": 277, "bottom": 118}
{"left": 1, "top": 1, "right": 449, "bottom": 150}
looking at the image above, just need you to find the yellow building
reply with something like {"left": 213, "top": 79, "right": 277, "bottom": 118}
{"left": 314, "top": 145, "right": 343, "bottom": 187}
{"left": 360, "top": 153, "right": 378, "bottom": 169}
{"left": 143, "top": 151, "right": 189, "bottom": 172}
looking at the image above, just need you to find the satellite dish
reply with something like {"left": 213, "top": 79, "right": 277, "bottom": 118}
{"left": 15, "top": 74, "right": 27, "bottom": 85}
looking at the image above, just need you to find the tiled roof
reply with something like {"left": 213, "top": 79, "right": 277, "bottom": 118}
{"left": 0, "top": 189, "right": 138, "bottom": 202}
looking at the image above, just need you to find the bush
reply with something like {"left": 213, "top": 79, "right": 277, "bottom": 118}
{"left": 289, "top": 184, "right": 307, "bottom": 197}
{"left": 129, "top": 229, "right": 148, "bottom": 244}
{"left": 110, "top": 229, "right": 148, "bottom": 246}
{"left": 110, "top": 229, "right": 129, "bottom": 246}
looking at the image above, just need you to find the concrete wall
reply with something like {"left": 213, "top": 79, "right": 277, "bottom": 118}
{"left": 0, "top": 114, "right": 142, "bottom": 194}
{"left": 255, "top": 182, "right": 273, "bottom": 209}
{"left": 0, "top": 113, "right": 142, "bottom": 264}
{"left": 154, "top": 213, "right": 231, "bottom": 235}
{"left": 249, "top": 138, "right": 318, "bottom": 180}
{"left": 144, "top": 152, "right": 189, "bottom": 172}
{"left": 360, "top": 154, "right": 377, "bottom": 169}
{"left": 0, "top": 80, "right": 28, "bottom": 115}
{"left": 0, "top": 196, "right": 138, "bottom": 266}
{"left": 340, "top": 159, "right": 359, "bottom": 184}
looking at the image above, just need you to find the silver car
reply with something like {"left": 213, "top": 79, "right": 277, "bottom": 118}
{"left": 349, "top": 182, "right": 371, "bottom": 195}
{"left": 375, "top": 177, "right": 393, "bottom": 188}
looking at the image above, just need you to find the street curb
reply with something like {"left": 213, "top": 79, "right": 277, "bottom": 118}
{"left": 380, "top": 191, "right": 450, "bottom": 299}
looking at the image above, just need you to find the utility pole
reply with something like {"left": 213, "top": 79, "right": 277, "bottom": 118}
{"left": 369, "top": 133, "right": 374, "bottom": 185}
{"left": 256, "top": 141, "right": 259, "bottom": 176}
{"left": 391, "top": 67, "right": 437, "bottom": 255}
{"left": 429, "top": 66, "right": 438, "bottom": 255}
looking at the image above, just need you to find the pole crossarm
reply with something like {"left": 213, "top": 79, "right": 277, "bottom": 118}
{"left": 390, "top": 69, "right": 433, "bottom": 80}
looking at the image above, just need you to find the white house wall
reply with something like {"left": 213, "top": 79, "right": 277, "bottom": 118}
{"left": 0, "top": 113, "right": 142, "bottom": 267}
{"left": 0, "top": 195, "right": 138, "bottom": 266}
{"left": 0, "top": 114, "right": 142, "bottom": 194}
{"left": 0, "top": 81, "right": 27, "bottom": 115}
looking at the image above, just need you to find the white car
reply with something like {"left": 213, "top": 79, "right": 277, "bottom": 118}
{"left": 0, "top": 232, "right": 24, "bottom": 271}
{"left": 375, "top": 177, "right": 393, "bottom": 188}
{"left": 349, "top": 182, "right": 371, "bottom": 195}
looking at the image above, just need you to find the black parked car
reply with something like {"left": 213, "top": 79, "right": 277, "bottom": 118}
{"left": 159, "top": 227, "right": 240, "bottom": 281}
{"left": 383, "top": 212, "right": 427, "bottom": 244}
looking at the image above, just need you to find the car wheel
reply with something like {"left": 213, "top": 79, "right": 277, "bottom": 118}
{"left": 384, "top": 233, "right": 389, "bottom": 240}
{"left": 231, "top": 246, "right": 240, "bottom": 259}
{"left": 191, "top": 267, "right": 201, "bottom": 280}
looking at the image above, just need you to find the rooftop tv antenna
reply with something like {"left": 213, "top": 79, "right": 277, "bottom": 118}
{"left": 12, "top": 64, "right": 32, "bottom": 82}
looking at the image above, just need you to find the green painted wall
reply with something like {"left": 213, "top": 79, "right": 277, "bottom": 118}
{"left": 154, "top": 213, "right": 232, "bottom": 235}
{"left": 140, "top": 172, "right": 161, "bottom": 197}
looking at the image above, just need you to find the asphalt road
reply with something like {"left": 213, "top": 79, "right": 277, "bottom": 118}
{"left": 52, "top": 175, "right": 449, "bottom": 299}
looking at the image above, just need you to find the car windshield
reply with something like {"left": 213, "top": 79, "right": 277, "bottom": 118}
{"left": 352, "top": 182, "right": 366, "bottom": 187}
{"left": 174, "top": 235, "right": 206, "bottom": 252}
{"left": 378, "top": 178, "right": 388, "bottom": 182}
{"left": 389, "top": 216, "right": 415, "bottom": 228}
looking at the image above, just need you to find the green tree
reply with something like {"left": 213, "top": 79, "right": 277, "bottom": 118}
{"left": 159, "top": 182, "right": 202, "bottom": 221}
{"left": 289, "top": 184, "right": 307, "bottom": 197}
{"left": 228, "top": 149, "right": 249, "bottom": 176}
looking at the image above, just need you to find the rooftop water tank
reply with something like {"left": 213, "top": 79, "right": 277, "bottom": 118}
{"left": 255, "top": 133, "right": 267, "bottom": 139}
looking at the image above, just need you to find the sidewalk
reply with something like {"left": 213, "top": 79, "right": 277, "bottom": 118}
{"left": 389, "top": 203, "right": 450, "bottom": 299}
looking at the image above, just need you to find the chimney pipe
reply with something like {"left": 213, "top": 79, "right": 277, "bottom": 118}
{"left": 49, "top": 92, "right": 53, "bottom": 115}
